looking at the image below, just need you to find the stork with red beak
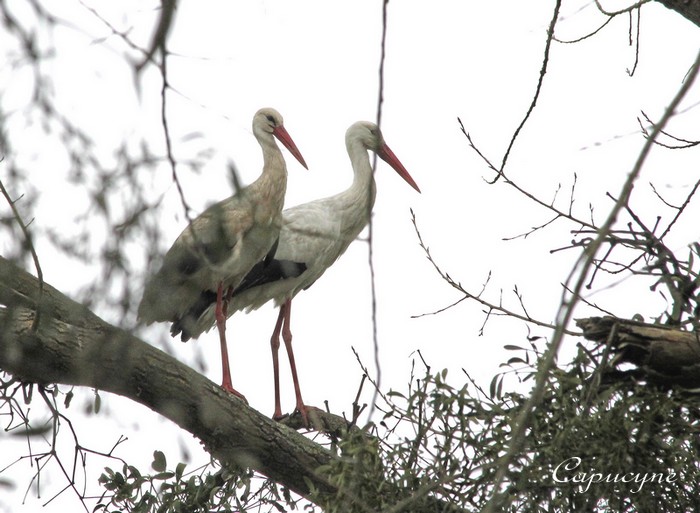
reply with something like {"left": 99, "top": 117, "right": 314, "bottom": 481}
{"left": 138, "top": 107, "right": 307, "bottom": 400}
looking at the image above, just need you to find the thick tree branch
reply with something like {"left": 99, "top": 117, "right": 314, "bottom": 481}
{"left": 577, "top": 316, "right": 700, "bottom": 388}
{"left": 0, "top": 255, "right": 334, "bottom": 500}
{"left": 0, "top": 255, "right": 463, "bottom": 513}
{"left": 655, "top": 0, "right": 700, "bottom": 28}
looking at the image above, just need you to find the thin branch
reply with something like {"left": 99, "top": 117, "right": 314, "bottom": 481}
{"left": 78, "top": 0, "right": 152, "bottom": 63}
{"left": 159, "top": 39, "right": 194, "bottom": 227}
{"left": 581, "top": 321, "right": 618, "bottom": 413}
{"left": 157, "top": 33, "right": 210, "bottom": 267}
{"left": 410, "top": 209, "right": 580, "bottom": 336}
{"left": 502, "top": 213, "right": 561, "bottom": 241}
{"left": 594, "top": 0, "right": 650, "bottom": 17}
{"left": 555, "top": 16, "right": 614, "bottom": 44}
{"left": 639, "top": 110, "right": 700, "bottom": 149}
{"left": 658, "top": 178, "right": 700, "bottom": 239}
{"left": 366, "top": 0, "right": 390, "bottom": 424}
{"left": 351, "top": 346, "right": 392, "bottom": 416}
{"left": 459, "top": 122, "right": 596, "bottom": 232}
{"left": 488, "top": 0, "right": 562, "bottom": 184}
{"left": 36, "top": 387, "right": 89, "bottom": 512}
{"left": 562, "top": 283, "right": 617, "bottom": 318}
{"left": 410, "top": 296, "right": 469, "bottom": 319}
{"left": 136, "top": 0, "right": 177, "bottom": 74}
{"left": 0, "top": 176, "right": 43, "bottom": 331}
{"left": 625, "top": 7, "right": 641, "bottom": 77}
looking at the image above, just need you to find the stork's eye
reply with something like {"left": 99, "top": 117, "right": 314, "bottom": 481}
{"left": 266, "top": 115, "right": 276, "bottom": 124}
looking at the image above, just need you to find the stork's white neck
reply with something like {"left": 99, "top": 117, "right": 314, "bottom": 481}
{"left": 334, "top": 137, "right": 377, "bottom": 234}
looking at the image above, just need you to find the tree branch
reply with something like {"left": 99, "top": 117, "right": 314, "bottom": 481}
{"left": 0, "top": 255, "right": 463, "bottom": 513}
{"left": 655, "top": 0, "right": 700, "bottom": 28}
{"left": 577, "top": 315, "right": 700, "bottom": 388}
{"left": 0, "top": 255, "right": 334, "bottom": 500}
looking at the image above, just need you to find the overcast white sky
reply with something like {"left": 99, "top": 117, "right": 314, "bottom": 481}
{"left": 3, "top": 1, "right": 700, "bottom": 511}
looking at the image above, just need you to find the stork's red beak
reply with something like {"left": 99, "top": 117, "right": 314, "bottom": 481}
{"left": 378, "top": 143, "right": 421, "bottom": 193}
{"left": 272, "top": 125, "right": 308, "bottom": 170}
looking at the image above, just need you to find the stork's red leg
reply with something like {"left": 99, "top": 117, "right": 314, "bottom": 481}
{"left": 215, "top": 283, "right": 247, "bottom": 402}
{"left": 279, "top": 299, "right": 309, "bottom": 426}
{"left": 270, "top": 307, "right": 285, "bottom": 420}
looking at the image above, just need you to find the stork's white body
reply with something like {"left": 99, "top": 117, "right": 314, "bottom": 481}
{"left": 233, "top": 145, "right": 378, "bottom": 313}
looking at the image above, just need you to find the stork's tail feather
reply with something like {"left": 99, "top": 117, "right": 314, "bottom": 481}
{"left": 170, "top": 289, "right": 218, "bottom": 341}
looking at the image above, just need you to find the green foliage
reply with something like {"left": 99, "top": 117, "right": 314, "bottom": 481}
{"left": 511, "top": 344, "right": 700, "bottom": 512}
{"left": 95, "top": 454, "right": 297, "bottom": 513}
{"left": 309, "top": 344, "right": 700, "bottom": 513}
{"left": 312, "top": 363, "right": 487, "bottom": 513}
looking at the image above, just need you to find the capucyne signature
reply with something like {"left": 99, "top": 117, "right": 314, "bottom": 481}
{"left": 551, "top": 457, "right": 678, "bottom": 493}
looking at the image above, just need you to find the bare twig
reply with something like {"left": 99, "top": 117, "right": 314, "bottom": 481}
{"left": 136, "top": 0, "right": 178, "bottom": 74}
{"left": 581, "top": 320, "right": 618, "bottom": 413}
{"left": 78, "top": 1, "right": 152, "bottom": 64}
{"left": 639, "top": 110, "right": 700, "bottom": 149}
{"left": 555, "top": 16, "right": 614, "bottom": 44}
{"left": 594, "top": 0, "right": 650, "bottom": 17}
{"left": 658, "top": 178, "right": 700, "bottom": 239}
{"left": 410, "top": 296, "right": 469, "bottom": 319}
{"left": 459, "top": 122, "right": 596, "bottom": 233}
{"left": 366, "top": 0, "right": 391, "bottom": 424}
{"left": 625, "top": 7, "right": 641, "bottom": 77}
{"left": 0, "top": 177, "right": 43, "bottom": 331}
{"left": 487, "top": 0, "right": 562, "bottom": 184}
{"left": 410, "top": 209, "right": 580, "bottom": 336}
{"left": 159, "top": 36, "right": 194, "bottom": 226}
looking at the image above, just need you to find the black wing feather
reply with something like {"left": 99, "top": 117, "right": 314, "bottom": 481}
{"left": 170, "top": 257, "right": 307, "bottom": 342}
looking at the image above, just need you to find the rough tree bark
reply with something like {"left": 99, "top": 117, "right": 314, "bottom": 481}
{"left": 0, "top": 256, "right": 338, "bottom": 498}
{"left": 655, "top": 0, "right": 700, "bottom": 28}
{"left": 577, "top": 316, "right": 700, "bottom": 388}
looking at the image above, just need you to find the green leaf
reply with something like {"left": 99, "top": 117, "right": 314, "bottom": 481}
{"left": 94, "top": 391, "right": 101, "bottom": 414}
{"left": 127, "top": 465, "right": 142, "bottom": 479}
{"left": 151, "top": 450, "right": 167, "bottom": 472}
{"left": 64, "top": 389, "right": 74, "bottom": 408}
{"left": 175, "top": 462, "right": 186, "bottom": 481}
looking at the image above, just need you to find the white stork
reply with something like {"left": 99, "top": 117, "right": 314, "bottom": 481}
{"left": 138, "top": 107, "right": 307, "bottom": 400}
{"left": 171, "top": 121, "right": 420, "bottom": 423}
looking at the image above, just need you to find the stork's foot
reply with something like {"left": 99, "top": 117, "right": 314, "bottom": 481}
{"left": 274, "top": 403, "right": 313, "bottom": 428}
{"left": 296, "top": 403, "right": 310, "bottom": 427}
{"left": 221, "top": 383, "right": 248, "bottom": 405}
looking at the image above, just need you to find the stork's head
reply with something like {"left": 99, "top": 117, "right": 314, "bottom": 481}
{"left": 346, "top": 121, "right": 421, "bottom": 193}
{"left": 253, "top": 108, "right": 308, "bottom": 169}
